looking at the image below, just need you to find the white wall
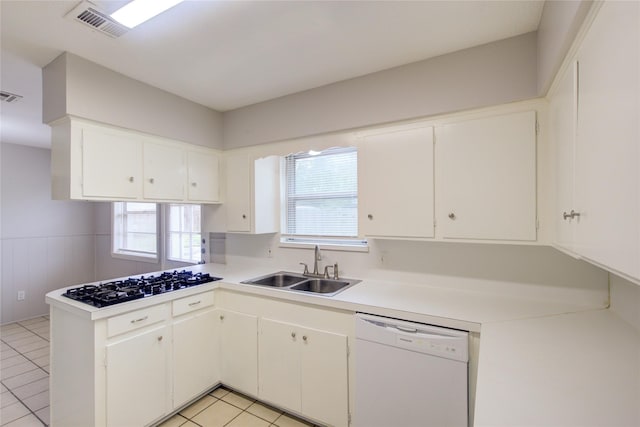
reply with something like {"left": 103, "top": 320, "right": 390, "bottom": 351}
{"left": 1, "top": 143, "right": 95, "bottom": 323}
{"left": 43, "top": 52, "right": 224, "bottom": 149}
{"left": 222, "top": 32, "right": 537, "bottom": 149}
{"left": 536, "top": 0, "right": 593, "bottom": 94}
{"left": 221, "top": 233, "right": 609, "bottom": 308}
{"left": 610, "top": 274, "right": 640, "bottom": 332}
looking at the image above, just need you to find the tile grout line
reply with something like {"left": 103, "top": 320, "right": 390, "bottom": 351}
{"left": 0, "top": 320, "right": 50, "bottom": 427}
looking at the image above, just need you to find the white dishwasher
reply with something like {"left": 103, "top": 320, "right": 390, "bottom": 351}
{"left": 354, "top": 313, "right": 469, "bottom": 427}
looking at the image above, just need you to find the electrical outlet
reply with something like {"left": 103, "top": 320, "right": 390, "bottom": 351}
{"left": 17, "top": 291, "right": 25, "bottom": 301}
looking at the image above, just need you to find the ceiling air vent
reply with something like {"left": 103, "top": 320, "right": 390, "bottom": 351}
{"left": 0, "top": 91, "right": 23, "bottom": 104}
{"left": 65, "top": 1, "right": 129, "bottom": 38}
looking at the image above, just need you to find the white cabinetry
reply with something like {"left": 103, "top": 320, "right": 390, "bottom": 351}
{"left": 218, "top": 308, "right": 258, "bottom": 396}
{"left": 551, "top": 1, "right": 640, "bottom": 281}
{"left": 50, "top": 288, "right": 219, "bottom": 427}
{"left": 259, "top": 318, "right": 349, "bottom": 427}
{"left": 187, "top": 150, "right": 220, "bottom": 203}
{"left": 144, "top": 142, "right": 185, "bottom": 201}
{"left": 50, "top": 117, "right": 221, "bottom": 204}
{"left": 172, "top": 292, "right": 218, "bottom": 408}
{"left": 81, "top": 125, "right": 142, "bottom": 199}
{"left": 358, "top": 126, "right": 435, "bottom": 238}
{"left": 224, "top": 152, "right": 279, "bottom": 233}
{"left": 106, "top": 324, "right": 169, "bottom": 427}
{"left": 435, "top": 111, "right": 537, "bottom": 241}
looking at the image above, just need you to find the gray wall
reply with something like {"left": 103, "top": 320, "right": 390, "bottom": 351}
{"left": 536, "top": 0, "right": 593, "bottom": 94}
{"left": 43, "top": 53, "right": 224, "bottom": 149}
{"left": 222, "top": 32, "right": 537, "bottom": 149}
{"left": 1, "top": 143, "right": 95, "bottom": 323}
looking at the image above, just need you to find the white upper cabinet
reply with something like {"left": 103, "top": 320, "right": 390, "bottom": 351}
{"left": 224, "top": 152, "right": 279, "bottom": 234}
{"left": 187, "top": 149, "right": 220, "bottom": 203}
{"left": 435, "top": 111, "right": 537, "bottom": 241}
{"left": 82, "top": 126, "right": 142, "bottom": 199}
{"left": 554, "top": 1, "right": 640, "bottom": 280}
{"left": 358, "top": 126, "right": 435, "bottom": 239}
{"left": 144, "top": 142, "right": 185, "bottom": 201}
{"left": 550, "top": 62, "right": 577, "bottom": 252}
{"left": 50, "top": 117, "right": 221, "bottom": 204}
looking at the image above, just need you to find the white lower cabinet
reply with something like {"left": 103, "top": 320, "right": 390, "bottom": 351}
{"left": 218, "top": 308, "right": 258, "bottom": 396}
{"left": 173, "top": 307, "right": 219, "bottom": 408}
{"left": 259, "top": 318, "right": 349, "bottom": 427}
{"left": 106, "top": 324, "right": 170, "bottom": 427}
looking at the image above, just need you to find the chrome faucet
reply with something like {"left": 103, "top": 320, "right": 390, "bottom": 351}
{"left": 313, "top": 245, "right": 320, "bottom": 276}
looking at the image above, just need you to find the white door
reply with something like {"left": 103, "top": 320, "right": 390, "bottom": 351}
{"left": 144, "top": 142, "right": 185, "bottom": 201}
{"left": 187, "top": 151, "right": 220, "bottom": 202}
{"left": 300, "top": 326, "right": 349, "bottom": 427}
{"left": 436, "top": 111, "right": 537, "bottom": 241}
{"left": 550, "top": 62, "right": 578, "bottom": 251}
{"left": 82, "top": 127, "right": 142, "bottom": 199}
{"left": 258, "top": 318, "right": 301, "bottom": 412}
{"left": 359, "top": 127, "right": 435, "bottom": 238}
{"left": 574, "top": 1, "right": 640, "bottom": 278}
{"left": 225, "top": 153, "right": 252, "bottom": 232}
{"left": 106, "top": 325, "right": 168, "bottom": 427}
{"left": 219, "top": 309, "right": 258, "bottom": 396}
{"left": 173, "top": 309, "right": 219, "bottom": 408}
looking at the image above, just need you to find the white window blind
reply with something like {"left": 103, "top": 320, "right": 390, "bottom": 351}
{"left": 167, "top": 204, "right": 202, "bottom": 263}
{"left": 283, "top": 147, "right": 358, "bottom": 238}
{"left": 113, "top": 202, "right": 158, "bottom": 259}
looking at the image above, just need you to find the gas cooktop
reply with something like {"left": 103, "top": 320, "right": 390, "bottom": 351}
{"left": 62, "top": 270, "right": 221, "bottom": 308}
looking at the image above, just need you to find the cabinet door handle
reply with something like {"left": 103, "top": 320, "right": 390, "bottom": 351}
{"left": 149, "top": 178, "right": 154, "bottom": 184}
{"left": 128, "top": 176, "right": 135, "bottom": 183}
{"left": 130, "top": 316, "right": 148, "bottom": 324}
{"left": 291, "top": 332, "right": 296, "bottom": 338}
{"left": 563, "top": 211, "right": 571, "bottom": 220}
{"left": 563, "top": 210, "right": 581, "bottom": 220}
{"left": 220, "top": 315, "right": 225, "bottom": 320}
{"left": 242, "top": 214, "right": 247, "bottom": 219}
{"left": 302, "top": 335, "right": 308, "bottom": 342}
{"left": 188, "top": 300, "right": 201, "bottom": 307}
{"left": 191, "top": 182, "right": 197, "bottom": 187}
{"left": 448, "top": 212, "right": 456, "bottom": 220}
{"left": 157, "top": 336, "right": 163, "bottom": 342}
{"left": 367, "top": 214, "right": 373, "bottom": 220}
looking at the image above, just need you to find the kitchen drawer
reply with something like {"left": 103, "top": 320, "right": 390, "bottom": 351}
{"left": 172, "top": 291, "right": 215, "bottom": 317}
{"left": 107, "top": 304, "right": 168, "bottom": 338}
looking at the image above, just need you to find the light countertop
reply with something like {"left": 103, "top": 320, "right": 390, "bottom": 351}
{"left": 45, "top": 262, "right": 640, "bottom": 426}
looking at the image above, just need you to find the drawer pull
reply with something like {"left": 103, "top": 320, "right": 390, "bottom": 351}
{"left": 157, "top": 336, "right": 163, "bottom": 342}
{"left": 188, "top": 300, "right": 202, "bottom": 307}
{"left": 130, "top": 316, "right": 148, "bottom": 324}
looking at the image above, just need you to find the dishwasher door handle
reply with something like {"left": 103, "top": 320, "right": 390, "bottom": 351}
{"left": 395, "top": 325, "right": 418, "bottom": 333}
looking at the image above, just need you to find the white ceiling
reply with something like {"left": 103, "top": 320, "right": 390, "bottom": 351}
{"left": 0, "top": 0, "right": 544, "bottom": 148}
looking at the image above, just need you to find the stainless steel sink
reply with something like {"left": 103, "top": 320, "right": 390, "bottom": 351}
{"left": 241, "top": 272, "right": 360, "bottom": 296}
{"left": 241, "top": 272, "right": 307, "bottom": 287}
{"left": 290, "top": 279, "right": 354, "bottom": 295}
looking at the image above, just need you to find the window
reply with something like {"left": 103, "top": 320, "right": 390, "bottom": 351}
{"left": 283, "top": 147, "right": 361, "bottom": 244}
{"left": 112, "top": 202, "right": 158, "bottom": 261}
{"left": 167, "top": 204, "right": 202, "bottom": 263}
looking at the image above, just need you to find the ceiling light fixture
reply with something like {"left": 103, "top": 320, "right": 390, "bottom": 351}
{"left": 110, "top": 0, "right": 184, "bottom": 29}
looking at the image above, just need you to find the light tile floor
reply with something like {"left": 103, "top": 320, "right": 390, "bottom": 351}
{"left": 1, "top": 316, "right": 321, "bottom": 427}
{"left": 0, "top": 316, "right": 50, "bottom": 427}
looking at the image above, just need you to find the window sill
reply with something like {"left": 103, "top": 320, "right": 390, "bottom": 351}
{"left": 279, "top": 239, "right": 369, "bottom": 253}
{"left": 111, "top": 251, "right": 159, "bottom": 264}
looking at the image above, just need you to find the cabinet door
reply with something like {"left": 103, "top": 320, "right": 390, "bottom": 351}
{"left": 551, "top": 62, "right": 578, "bottom": 251}
{"left": 258, "top": 318, "right": 301, "bottom": 412}
{"left": 300, "top": 327, "right": 349, "bottom": 427}
{"left": 106, "top": 325, "right": 168, "bottom": 427}
{"left": 359, "top": 127, "right": 435, "bottom": 238}
{"left": 219, "top": 309, "right": 258, "bottom": 396}
{"left": 436, "top": 111, "right": 537, "bottom": 241}
{"left": 144, "top": 143, "right": 185, "bottom": 201}
{"left": 82, "top": 126, "right": 142, "bottom": 199}
{"left": 574, "top": 1, "right": 640, "bottom": 278}
{"left": 187, "top": 150, "right": 220, "bottom": 202}
{"left": 225, "top": 152, "right": 252, "bottom": 232}
{"left": 173, "top": 308, "right": 219, "bottom": 408}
